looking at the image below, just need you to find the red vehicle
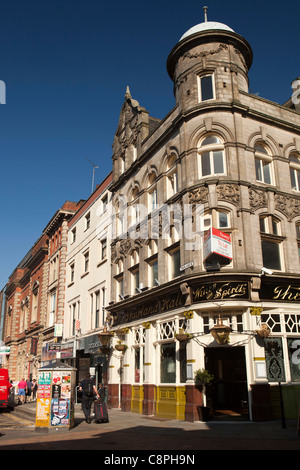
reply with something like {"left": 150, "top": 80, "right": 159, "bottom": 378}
{"left": 0, "top": 368, "right": 15, "bottom": 410}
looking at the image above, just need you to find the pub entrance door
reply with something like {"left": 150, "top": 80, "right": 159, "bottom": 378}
{"left": 205, "top": 346, "right": 249, "bottom": 420}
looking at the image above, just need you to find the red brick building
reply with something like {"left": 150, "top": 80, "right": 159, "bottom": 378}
{"left": 4, "top": 201, "right": 83, "bottom": 381}
{"left": 5, "top": 234, "right": 49, "bottom": 381}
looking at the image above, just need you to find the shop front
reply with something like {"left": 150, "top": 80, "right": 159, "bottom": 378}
{"left": 76, "top": 334, "right": 108, "bottom": 387}
{"left": 107, "top": 273, "right": 300, "bottom": 422}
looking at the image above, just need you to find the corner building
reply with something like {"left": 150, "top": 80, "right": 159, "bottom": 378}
{"left": 107, "top": 17, "right": 300, "bottom": 421}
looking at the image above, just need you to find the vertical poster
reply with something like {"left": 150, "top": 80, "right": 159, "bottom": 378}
{"left": 35, "top": 370, "right": 52, "bottom": 427}
{"left": 50, "top": 371, "right": 72, "bottom": 426}
{"left": 264, "top": 337, "right": 286, "bottom": 382}
{"left": 51, "top": 397, "right": 70, "bottom": 426}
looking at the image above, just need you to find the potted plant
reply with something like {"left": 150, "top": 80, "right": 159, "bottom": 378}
{"left": 175, "top": 328, "right": 193, "bottom": 342}
{"left": 115, "top": 340, "right": 128, "bottom": 352}
{"left": 194, "top": 369, "right": 214, "bottom": 421}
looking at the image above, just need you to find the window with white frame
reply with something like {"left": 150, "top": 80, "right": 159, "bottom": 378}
{"left": 6, "top": 306, "right": 12, "bottom": 337}
{"left": 20, "top": 298, "right": 29, "bottom": 333}
{"left": 259, "top": 215, "right": 283, "bottom": 271}
{"left": 101, "top": 287, "right": 106, "bottom": 326}
{"left": 70, "top": 262, "right": 75, "bottom": 283}
{"left": 85, "top": 212, "right": 91, "bottom": 230}
{"left": 198, "top": 74, "right": 215, "bottom": 102}
{"left": 95, "top": 290, "right": 100, "bottom": 328}
{"left": 202, "top": 209, "right": 230, "bottom": 232}
{"left": 20, "top": 302, "right": 25, "bottom": 333}
{"left": 148, "top": 172, "right": 158, "bottom": 212}
{"left": 116, "top": 274, "right": 124, "bottom": 299}
{"left": 167, "top": 171, "right": 178, "bottom": 198}
{"left": 132, "top": 268, "right": 140, "bottom": 294}
{"left": 166, "top": 154, "right": 179, "bottom": 199}
{"left": 158, "top": 318, "right": 187, "bottom": 384}
{"left": 71, "top": 302, "right": 77, "bottom": 336}
{"left": 100, "top": 238, "right": 107, "bottom": 261}
{"left": 49, "top": 291, "right": 56, "bottom": 327}
{"left": 102, "top": 195, "right": 108, "bottom": 212}
{"left": 198, "top": 135, "right": 226, "bottom": 178}
{"left": 90, "top": 289, "right": 105, "bottom": 329}
{"left": 31, "top": 283, "right": 39, "bottom": 323}
{"left": 118, "top": 211, "right": 126, "bottom": 236}
{"left": 168, "top": 245, "right": 181, "bottom": 280}
{"left": 148, "top": 257, "right": 158, "bottom": 287}
{"left": 255, "top": 144, "right": 273, "bottom": 185}
{"left": 149, "top": 188, "right": 158, "bottom": 211}
{"left": 133, "top": 327, "right": 146, "bottom": 383}
{"left": 50, "top": 255, "right": 59, "bottom": 284}
{"left": 290, "top": 153, "right": 300, "bottom": 191}
{"left": 83, "top": 251, "right": 89, "bottom": 273}
{"left": 71, "top": 227, "right": 76, "bottom": 243}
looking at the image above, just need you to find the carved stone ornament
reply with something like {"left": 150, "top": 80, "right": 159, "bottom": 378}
{"left": 182, "top": 43, "right": 228, "bottom": 60}
{"left": 189, "top": 187, "right": 209, "bottom": 206}
{"left": 274, "top": 194, "right": 300, "bottom": 221}
{"left": 216, "top": 184, "right": 240, "bottom": 206}
{"left": 111, "top": 238, "right": 134, "bottom": 263}
{"left": 249, "top": 188, "right": 267, "bottom": 211}
{"left": 113, "top": 89, "right": 143, "bottom": 157}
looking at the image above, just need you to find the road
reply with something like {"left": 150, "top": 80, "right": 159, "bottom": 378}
{"left": 0, "top": 401, "right": 300, "bottom": 451}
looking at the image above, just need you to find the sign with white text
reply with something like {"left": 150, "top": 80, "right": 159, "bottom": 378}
{"left": 203, "top": 227, "right": 232, "bottom": 262}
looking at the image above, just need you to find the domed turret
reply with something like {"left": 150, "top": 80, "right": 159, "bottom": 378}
{"left": 167, "top": 7, "right": 253, "bottom": 112}
{"left": 179, "top": 21, "right": 234, "bottom": 41}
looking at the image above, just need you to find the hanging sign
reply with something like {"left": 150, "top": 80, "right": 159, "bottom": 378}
{"left": 54, "top": 324, "right": 63, "bottom": 337}
{"left": 203, "top": 227, "right": 232, "bottom": 262}
{"left": 0, "top": 346, "right": 10, "bottom": 355}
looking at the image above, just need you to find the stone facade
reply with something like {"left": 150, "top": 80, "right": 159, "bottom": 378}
{"left": 107, "top": 19, "right": 300, "bottom": 421}
{"left": 63, "top": 173, "right": 112, "bottom": 384}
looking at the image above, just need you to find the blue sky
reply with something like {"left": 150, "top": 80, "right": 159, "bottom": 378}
{"left": 0, "top": 0, "right": 299, "bottom": 287}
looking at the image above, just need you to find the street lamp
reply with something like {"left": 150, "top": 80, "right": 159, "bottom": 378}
{"left": 98, "top": 325, "right": 113, "bottom": 355}
{"left": 210, "top": 314, "right": 232, "bottom": 345}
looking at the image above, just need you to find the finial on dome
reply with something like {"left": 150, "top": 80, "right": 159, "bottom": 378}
{"left": 203, "top": 6, "right": 208, "bottom": 22}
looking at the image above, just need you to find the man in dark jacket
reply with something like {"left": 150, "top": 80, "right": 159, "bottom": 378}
{"left": 79, "top": 374, "right": 98, "bottom": 423}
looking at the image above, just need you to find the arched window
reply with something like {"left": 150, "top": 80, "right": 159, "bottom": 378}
{"left": 148, "top": 171, "right": 158, "bottom": 212}
{"left": 290, "top": 153, "right": 300, "bottom": 191}
{"left": 166, "top": 155, "right": 178, "bottom": 198}
{"left": 129, "top": 186, "right": 140, "bottom": 227}
{"left": 254, "top": 143, "right": 273, "bottom": 185}
{"left": 198, "top": 135, "right": 226, "bottom": 178}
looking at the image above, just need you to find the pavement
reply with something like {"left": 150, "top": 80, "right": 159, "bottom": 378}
{"left": 0, "top": 401, "right": 299, "bottom": 451}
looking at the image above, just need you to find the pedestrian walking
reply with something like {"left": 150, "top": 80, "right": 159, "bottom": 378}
{"left": 25, "top": 379, "right": 33, "bottom": 403}
{"left": 79, "top": 374, "right": 99, "bottom": 423}
{"left": 17, "top": 378, "right": 27, "bottom": 405}
{"left": 32, "top": 379, "right": 38, "bottom": 401}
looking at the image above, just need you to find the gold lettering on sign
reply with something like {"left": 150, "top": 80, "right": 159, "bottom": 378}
{"left": 161, "top": 293, "right": 185, "bottom": 312}
{"left": 273, "top": 285, "right": 300, "bottom": 301}
{"left": 193, "top": 282, "right": 248, "bottom": 302}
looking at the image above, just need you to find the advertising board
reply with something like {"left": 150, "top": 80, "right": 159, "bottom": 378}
{"left": 203, "top": 227, "right": 232, "bottom": 262}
